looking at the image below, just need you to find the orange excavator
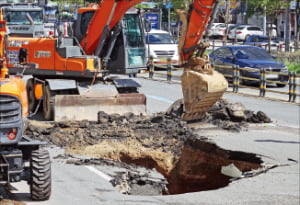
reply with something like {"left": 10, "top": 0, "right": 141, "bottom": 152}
{"left": 0, "top": 21, "right": 51, "bottom": 200}
{"left": 0, "top": 0, "right": 227, "bottom": 121}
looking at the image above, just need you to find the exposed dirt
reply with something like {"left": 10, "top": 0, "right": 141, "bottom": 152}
{"left": 0, "top": 199, "right": 25, "bottom": 205}
{"left": 26, "top": 99, "right": 270, "bottom": 195}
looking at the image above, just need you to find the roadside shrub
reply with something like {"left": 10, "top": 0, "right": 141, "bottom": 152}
{"left": 271, "top": 51, "right": 300, "bottom": 73}
{"left": 285, "top": 62, "right": 300, "bottom": 73}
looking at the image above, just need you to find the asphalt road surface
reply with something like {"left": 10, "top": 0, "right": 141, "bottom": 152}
{"left": 1, "top": 76, "right": 299, "bottom": 205}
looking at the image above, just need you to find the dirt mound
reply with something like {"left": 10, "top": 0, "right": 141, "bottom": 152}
{"left": 0, "top": 199, "right": 25, "bottom": 205}
{"left": 25, "top": 99, "right": 269, "bottom": 195}
{"left": 167, "top": 98, "right": 271, "bottom": 131}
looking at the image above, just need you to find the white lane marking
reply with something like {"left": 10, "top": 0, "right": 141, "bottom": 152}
{"left": 146, "top": 94, "right": 174, "bottom": 104}
{"left": 85, "top": 166, "right": 113, "bottom": 181}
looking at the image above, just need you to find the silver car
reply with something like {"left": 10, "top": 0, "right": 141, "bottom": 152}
{"left": 228, "top": 25, "right": 263, "bottom": 41}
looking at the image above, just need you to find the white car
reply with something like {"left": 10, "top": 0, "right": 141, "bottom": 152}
{"left": 206, "top": 23, "right": 224, "bottom": 37}
{"left": 228, "top": 25, "right": 263, "bottom": 41}
{"left": 145, "top": 29, "right": 179, "bottom": 66}
{"left": 211, "top": 23, "right": 235, "bottom": 39}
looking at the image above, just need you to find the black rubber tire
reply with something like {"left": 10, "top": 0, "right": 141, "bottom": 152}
{"left": 30, "top": 149, "right": 51, "bottom": 201}
{"left": 26, "top": 78, "right": 37, "bottom": 113}
{"left": 43, "top": 84, "right": 55, "bottom": 120}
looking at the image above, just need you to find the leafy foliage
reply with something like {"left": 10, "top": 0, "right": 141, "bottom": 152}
{"left": 152, "top": 0, "right": 192, "bottom": 10}
{"left": 286, "top": 62, "right": 300, "bottom": 73}
{"left": 246, "top": 0, "right": 288, "bottom": 16}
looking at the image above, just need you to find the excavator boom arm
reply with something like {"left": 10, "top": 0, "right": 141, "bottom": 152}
{"left": 179, "top": 0, "right": 218, "bottom": 63}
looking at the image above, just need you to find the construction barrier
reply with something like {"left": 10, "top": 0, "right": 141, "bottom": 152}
{"left": 209, "top": 40, "right": 300, "bottom": 53}
{"left": 167, "top": 58, "right": 172, "bottom": 82}
{"left": 148, "top": 56, "right": 154, "bottom": 79}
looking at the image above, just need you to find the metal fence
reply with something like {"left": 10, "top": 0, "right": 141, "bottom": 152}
{"left": 145, "top": 59, "right": 299, "bottom": 103}
{"left": 209, "top": 40, "right": 300, "bottom": 53}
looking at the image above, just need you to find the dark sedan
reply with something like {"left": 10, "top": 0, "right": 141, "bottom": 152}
{"left": 209, "top": 45, "right": 289, "bottom": 87}
{"left": 244, "top": 35, "right": 280, "bottom": 51}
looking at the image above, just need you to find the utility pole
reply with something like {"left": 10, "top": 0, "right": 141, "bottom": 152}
{"left": 168, "top": 7, "right": 170, "bottom": 32}
{"left": 296, "top": 0, "right": 300, "bottom": 49}
{"left": 223, "top": 0, "right": 230, "bottom": 45}
{"left": 263, "top": 6, "right": 267, "bottom": 36}
{"left": 285, "top": 0, "right": 291, "bottom": 52}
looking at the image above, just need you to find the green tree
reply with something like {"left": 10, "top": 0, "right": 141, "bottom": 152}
{"left": 245, "top": 0, "right": 285, "bottom": 17}
{"left": 245, "top": 0, "right": 297, "bottom": 51}
{"left": 152, "top": 0, "right": 192, "bottom": 10}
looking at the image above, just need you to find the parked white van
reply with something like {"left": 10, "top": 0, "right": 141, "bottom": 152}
{"left": 145, "top": 29, "right": 179, "bottom": 66}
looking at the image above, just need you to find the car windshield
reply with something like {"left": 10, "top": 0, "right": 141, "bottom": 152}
{"left": 215, "top": 24, "right": 225, "bottom": 28}
{"left": 236, "top": 26, "right": 245, "bottom": 30}
{"left": 145, "top": 33, "right": 175, "bottom": 44}
{"left": 228, "top": 25, "right": 236, "bottom": 30}
{"left": 233, "top": 47, "right": 273, "bottom": 60}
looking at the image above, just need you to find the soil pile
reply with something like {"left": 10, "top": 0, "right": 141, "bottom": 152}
{"left": 167, "top": 98, "right": 271, "bottom": 131}
{"left": 25, "top": 99, "right": 269, "bottom": 195}
{"left": 0, "top": 200, "right": 25, "bottom": 205}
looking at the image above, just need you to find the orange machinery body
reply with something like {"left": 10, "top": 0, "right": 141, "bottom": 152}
{"left": 4, "top": 0, "right": 217, "bottom": 77}
{"left": 5, "top": 37, "right": 99, "bottom": 78}
{"left": 0, "top": 74, "right": 28, "bottom": 118}
{"left": 0, "top": 21, "right": 29, "bottom": 118}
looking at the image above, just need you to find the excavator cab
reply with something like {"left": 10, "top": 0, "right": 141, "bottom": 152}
{"left": 107, "top": 10, "right": 146, "bottom": 74}
{"left": 73, "top": 7, "right": 147, "bottom": 75}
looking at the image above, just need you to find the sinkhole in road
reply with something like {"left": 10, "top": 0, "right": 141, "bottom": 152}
{"left": 26, "top": 101, "right": 268, "bottom": 196}
{"left": 118, "top": 137, "right": 262, "bottom": 195}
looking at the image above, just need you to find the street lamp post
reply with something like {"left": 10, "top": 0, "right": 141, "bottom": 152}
{"left": 285, "top": 0, "right": 291, "bottom": 52}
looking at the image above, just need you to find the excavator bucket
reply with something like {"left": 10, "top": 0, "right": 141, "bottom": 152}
{"left": 54, "top": 80, "right": 146, "bottom": 121}
{"left": 176, "top": 0, "right": 228, "bottom": 121}
{"left": 181, "top": 66, "right": 228, "bottom": 121}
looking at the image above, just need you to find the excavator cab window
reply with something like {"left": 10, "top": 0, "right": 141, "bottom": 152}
{"left": 79, "top": 11, "right": 95, "bottom": 37}
{"left": 122, "top": 13, "right": 145, "bottom": 66}
{"left": 123, "top": 14, "right": 144, "bottom": 48}
{"left": 6, "top": 11, "right": 43, "bottom": 25}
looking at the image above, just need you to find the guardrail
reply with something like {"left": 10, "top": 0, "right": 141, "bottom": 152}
{"left": 209, "top": 40, "right": 300, "bottom": 53}
{"left": 144, "top": 59, "right": 299, "bottom": 103}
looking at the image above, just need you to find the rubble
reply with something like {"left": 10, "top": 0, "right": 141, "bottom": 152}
{"left": 25, "top": 99, "right": 270, "bottom": 195}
